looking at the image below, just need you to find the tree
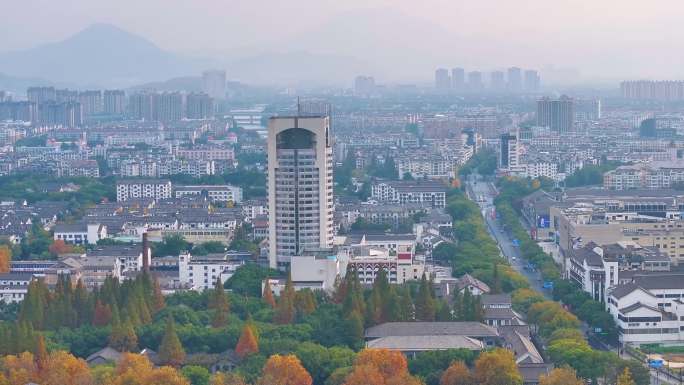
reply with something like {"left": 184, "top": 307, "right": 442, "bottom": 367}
{"left": 294, "top": 289, "right": 317, "bottom": 318}
{"left": 539, "top": 367, "right": 582, "bottom": 385}
{"left": 34, "top": 334, "right": 48, "bottom": 373}
{"left": 158, "top": 318, "right": 186, "bottom": 367}
{"left": 93, "top": 300, "right": 113, "bottom": 326}
{"left": 440, "top": 361, "right": 472, "bottom": 385}
{"left": 182, "top": 365, "right": 211, "bottom": 385}
{"left": 342, "top": 364, "right": 385, "bottom": 385}
{"left": 235, "top": 324, "right": 259, "bottom": 359}
{"left": 0, "top": 245, "right": 11, "bottom": 273}
{"left": 48, "top": 239, "right": 72, "bottom": 256}
{"left": 152, "top": 278, "right": 166, "bottom": 313}
{"left": 263, "top": 279, "right": 276, "bottom": 308}
{"left": 41, "top": 350, "right": 93, "bottom": 385}
{"left": 274, "top": 276, "right": 296, "bottom": 324}
{"left": 415, "top": 273, "right": 436, "bottom": 321}
{"left": 111, "top": 353, "right": 190, "bottom": 385}
{"left": 109, "top": 319, "right": 138, "bottom": 352}
{"left": 209, "top": 278, "right": 230, "bottom": 328}
{"left": 473, "top": 349, "right": 523, "bottom": 385}
{"left": 617, "top": 368, "right": 636, "bottom": 385}
{"left": 354, "top": 349, "right": 408, "bottom": 379}
{"left": 211, "top": 372, "right": 247, "bottom": 385}
{"left": 257, "top": 354, "right": 313, "bottom": 385}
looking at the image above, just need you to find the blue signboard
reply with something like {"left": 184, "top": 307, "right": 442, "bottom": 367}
{"left": 512, "top": 239, "right": 520, "bottom": 247}
{"left": 543, "top": 281, "right": 554, "bottom": 289}
{"left": 537, "top": 215, "right": 550, "bottom": 228}
{"left": 649, "top": 359, "right": 664, "bottom": 369}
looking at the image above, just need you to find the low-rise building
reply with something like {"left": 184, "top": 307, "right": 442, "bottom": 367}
{"left": 174, "top": 185, "right": 243, "bottom": 203}
{"left": 178, "top": 252, "right": 244, "bottom": 291}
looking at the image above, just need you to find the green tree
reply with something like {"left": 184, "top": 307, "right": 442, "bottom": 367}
{"left": 158, "top": 318, "right": 186, "bottom": 367}
{"left": 182, "top": 365, "right": 211, "bottom": 385}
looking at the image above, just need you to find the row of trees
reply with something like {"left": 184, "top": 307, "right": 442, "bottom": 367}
{"left": 493, "top": 177, "right": 647, "bottom": 384}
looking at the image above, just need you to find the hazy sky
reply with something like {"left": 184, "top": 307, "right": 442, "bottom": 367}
{"left": 1, "top": 0, "right": 683, "bottom": 82}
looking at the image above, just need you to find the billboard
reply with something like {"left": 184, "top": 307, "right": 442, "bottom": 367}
{"left": 537, "top": 214, "right": 550, "bottom": 228}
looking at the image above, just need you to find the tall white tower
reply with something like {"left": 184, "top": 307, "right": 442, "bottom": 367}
{"left": 267, "top": 115, "right": 334, "bottom": 268}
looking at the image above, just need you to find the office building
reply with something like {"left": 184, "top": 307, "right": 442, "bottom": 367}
{"left": 435, "top": 68, "right": 451, "bottom": 90}
{"left": 202, "top": 69, "right": 226, "bottom": 100}
{"left": 524, "top": 70, "right": 540, "bottom": 92}
{"left": 451, "top": 68, "right": 465, "bottom": 90}
{"left": 468, "top": 71, "right": 483, "bottom": 92}
{"left": 490, "top": 71, "right": 506, "bottom": 91}
{"left": 507, "top": 67, "right": 522, "bottom": 92}
{"left": 267, "top": 115, "right": 334, "bottom": 268}
{"left": 104, "top": 90, "right": 126, "bottom": 115}
{"left": 537, "top": 96, "right": 575, "bottom": 134}
{"left": 186, "top": 93, "right": 213, "bottom": 119}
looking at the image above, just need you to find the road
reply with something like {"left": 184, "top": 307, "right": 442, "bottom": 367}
{"left": 465, "top": 175, "right": 672, "bottom": 384}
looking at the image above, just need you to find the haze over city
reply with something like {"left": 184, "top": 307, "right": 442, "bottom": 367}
{"left": 1, "top": 2, "right": 684, "bottom": 385}
{"left": 1, "top": 0, "right": 683, "bottom": 87}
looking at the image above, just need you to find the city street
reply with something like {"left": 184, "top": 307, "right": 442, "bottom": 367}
{"left": 465, "top": 176, "right": 674, "bottom": 385}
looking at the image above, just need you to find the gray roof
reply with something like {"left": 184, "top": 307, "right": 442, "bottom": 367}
{"left": 609, "top": 283, "right": 645, "bottom": 299}
{"left": 88, "top": 245, "right": 142, "bottom": 257}
{"left": 366, "top": 335, "right": 484, "bottom": 351}
{"left": 482, "top": 293, "right": 512, "bottom": 306}
{"left": 635, "top": 274, "right": 684, "bottom": 290}
{"left": 365, "top": 322, "right": 499, "bottom": 339}
{"left": 53, "top": 222, "right": 87, "bottom": 233}
{"left": 86, "top": 347, "right": 122, "bottom": 364}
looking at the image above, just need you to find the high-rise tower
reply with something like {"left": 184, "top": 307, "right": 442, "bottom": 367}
{"left": 267, "top": 115, "right": 334, "bottom": 268}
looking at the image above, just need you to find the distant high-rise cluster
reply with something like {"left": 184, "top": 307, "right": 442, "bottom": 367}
{"left": 434, "top": 67, "right": 540, "bottom": 92}
{"left": 104, "top": 90, "right": 126, "bottom": 115}
{"left": 127, "top": 91, "right": 214, "bottom": 121}
{"left": 620, "top": 80, "right": 684, "bottom": 100}
{"left": 354, "top": 75, "right": 376, "bottom": 96}
{"left": 202, "top": 69, "right": 227, "bottom": 100}
{"left": 537, "top": 95, "right": 575, "bottom": 134}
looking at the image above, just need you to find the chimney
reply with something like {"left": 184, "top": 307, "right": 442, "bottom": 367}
{"left": 142, "top": 232, "right": 150, "bottom": 272}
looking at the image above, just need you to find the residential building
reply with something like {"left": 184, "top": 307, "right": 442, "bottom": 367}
{"left": 0, "top": 273, "right": 34, "bottom": 303}
{"left": 53, "top": 223, "right": 107, "bottom": 245}
{"left": 435, "top": 68, "right": 451, "bottom": 90}
{"left": 537, "top": 96, "right": 575, "bottom": 134}
{"left": 507, "top": 67, "right": 522, "bottom": 92}
{"left": 174, "top": 185, "right": 243, "bottom": 203}
{"left": 451, "top": 68, "right": 465, "bottom": 90}
{"left": 604, "top": 162, "right": 684, "bottom": 190}
{"left": 116, "top": 179, "right": 172, "bottom": 202}
{"left": 104, "top": 90, "right": 126, "bottom": 115}
{"left": 202, "top": 69, "right": 226, "bottom": 100}
{"left": 186, "top": 93, "right": 213, "bottom": 119}
{"left": 178, "top": 252, "right": 244, "bottom": 291}
{"left": 371, "top": 180, "right": 447, "bottom": 208}
{"left": 523, "top": 70, "right": 540, "bottom": 92}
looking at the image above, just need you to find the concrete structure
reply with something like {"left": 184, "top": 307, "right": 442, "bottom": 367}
{"left": 435, "top": 68, "right": 451, "bottom": 90}
{"left": 371, "top": 180, "right": 447, "bottom": 208}
{"left": 267, "top": 115, "right": 334, "bottom": 268}
{"left": 604, "top": 162, "right": 684, "bottom": 190}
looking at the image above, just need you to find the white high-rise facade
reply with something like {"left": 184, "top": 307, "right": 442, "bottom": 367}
{"left": 267, "top": 116, "right": 334, "bottom": 268}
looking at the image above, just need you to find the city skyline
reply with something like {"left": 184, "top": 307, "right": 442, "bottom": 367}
{"left": 2, "top": 2, "right": 684, "bottom": 86}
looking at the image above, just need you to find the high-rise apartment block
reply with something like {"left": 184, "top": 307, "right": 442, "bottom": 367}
{"left": 104, "top": 90, "right": 126, "bottom": 115}
{"left": 451, "top": 68, "right": 465, "bottom": 90}
{"left": 354, "top": 76, "right": 376, "bottom": 96}
{"left": 537, "top": 96, "right": 575, "bottom": 134}
{"left": 524, "top": 70, "right": 540, "bottom": 92}
{"left": 27, "top": 87, "right": 56, "bottom": 104}
{"left": 620, "top": 80, "right": 684, "bottom": 100}
{"left": 435, "top": 68, "right": 451, "bottom": 90}
{"left": 468, "top": 71, "right": 483, "bottom": 92}
{"left": 202, "top": 70, "right": 226, "bottom": 100}
{"left": 499, "top": 132, "right": 520, "bottom": 170}
{"left": 186, "top": 93, "right": 214, "bottom": 119}
{"left": 79, "top": 90, "right": 102, "bottom": 116}
{"left": 507, "top": 67, "right": 522, "bottom": 92}
{"left": 267, "top": 115, "right": 334, "bottom": 268}
{"left": 490, "top": 71, "right": 506, "bottom": 91}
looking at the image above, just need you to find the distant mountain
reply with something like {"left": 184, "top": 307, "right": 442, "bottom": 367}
{"left": 228, "top": 51, "right": 372, "bottom": 86}
{"left": 0, "top": 24, "right": 210, "bottom": 88}
{"left": 128, "top": 76, "right": 203, "bottom": 92}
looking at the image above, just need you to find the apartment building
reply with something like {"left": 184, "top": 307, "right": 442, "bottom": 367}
{"left": 371, "top": 180, "right": 447, "bottom": 208}
{"left": 116, "top": 179, "right": 172, "bottom": 202}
